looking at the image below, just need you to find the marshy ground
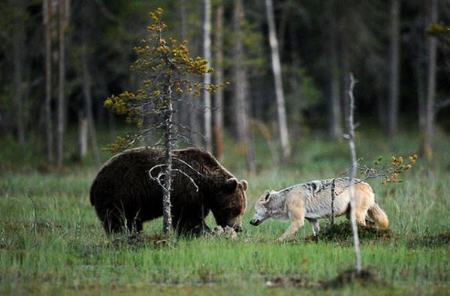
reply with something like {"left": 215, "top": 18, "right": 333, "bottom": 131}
{"left": 1, "top": 132, "right": 449, "bottom": 295}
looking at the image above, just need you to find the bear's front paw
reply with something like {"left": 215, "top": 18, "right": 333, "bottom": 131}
{"left": 212, "top": 226, "right": 237, "bottom": 240}
{"left": 277, "top": 237, "right": 286, "bottom": 242}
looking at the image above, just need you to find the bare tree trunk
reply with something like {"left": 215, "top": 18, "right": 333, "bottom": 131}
{"left": 178, "top": 0, "right": 189, "bottom": 141}
{"left": 240, "top": 74, "right": 256, "bottom": 174}
{"left": 78, "top": 115, "right": 88, "bottom": 159}
{"left": 56, "top": 0, "right": 69, "bottom": 167}
{"left": 265, "top": 0, "right": 290, "bottom": 159}
{"left": 81, "top": 44, "right": 100, "bottom": 166}
{"left": 212, "top": 1, "right": 224, "bottom": 160}
{"left": 328, "top": 15, "right": 342, "bottom": 140}
{"left": 232, "top": 0, "right": 247, "bottom": 142}
{"left": 162, "top": 83, "right": 174, "bottom": 236}
{"left": 179, "top": 0, "right": 200, "bottom": 147}
{"left": 341, "top": 48, "right": 350, "bottom": 131}
{"left": 12, "top": 3, "right": 26, "bottom": 147}
{"left": 388, "top": 0, "right": 401, "bottom": 138}
{"left": 346, "top": 73, "right": 362, "bottom": 274}
{"left": 202, "top": 0, "right": 212, "bottom": 151}
{"left": 43, "top": 0, "right": 54, "bottom": 164}
{"left": 189, "top": 94, "right": 201, "bottom": 147}
{"left": 376, "top": 93, "right": 387, "bottom": 132}
{"left": 422, "top": 0, "right": 438, "bottom": 161}
{"left": 233, "top": 0, "right": 256, "bottom": 173}
{"left": 417, "top": 56, "right": 426, "bottom": 146}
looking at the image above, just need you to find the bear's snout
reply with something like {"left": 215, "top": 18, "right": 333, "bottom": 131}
{"left": 249, "top": 218, "right": 262, "bottom": 226}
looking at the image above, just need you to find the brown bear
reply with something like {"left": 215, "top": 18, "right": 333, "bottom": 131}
{"left": 90, "top": 147, "right": 248, "bottom": 235}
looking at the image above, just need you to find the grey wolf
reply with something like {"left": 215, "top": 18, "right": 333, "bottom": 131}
{"left": 250, "top": 178, "right": 388, "bottom": 241}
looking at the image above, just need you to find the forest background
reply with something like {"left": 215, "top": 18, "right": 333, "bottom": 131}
{"left": 0, "top": 0, "right": 449, "bottom": 167}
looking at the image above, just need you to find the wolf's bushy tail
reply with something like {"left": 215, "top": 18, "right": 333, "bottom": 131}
{"left": 368, "top": 203, "right": 389, "bottom": 229}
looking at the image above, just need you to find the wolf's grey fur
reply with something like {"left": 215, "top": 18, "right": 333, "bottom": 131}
{"left": 250, "top": 178, "right": 389, "bottom": 241}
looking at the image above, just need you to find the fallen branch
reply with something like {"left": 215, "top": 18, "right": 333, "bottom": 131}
{"left": 148, "top": 163, "right": 200, "bottom": 193}
{"left": 173, "top": 157, "right": 205, "bottom": 177}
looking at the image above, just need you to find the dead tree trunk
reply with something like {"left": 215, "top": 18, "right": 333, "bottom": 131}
{"left": 179, "top": 0, "right": 200, "bottom": 147}
{"left": 81, "top": 44, "right": 100, "bottom": 166}
{"left": 232, "top": 0, "right": 246, "bottom": 141}
{"left": 43, "top": 0, "right": 54, "bottom": 164}
{"left": 346, "top": 73, "right": 362, "bottom": 274}
{"left": 212, "top": 1, "right": 224, "bottom": 160}
{"left": 422, "top": 0, "right": 438, "bottom": 161}
{"left": 417, "top": 61, "right": 426, "bottom": 146}
{"left": 202, "top": 0, "right": 212, "bottom": 151}
{"left": 162, "top": 82, "right": 174, "bottom": 236}
{"left": 233, "top": 0, "right": 256, "bottom": 174}
{"left": 11, "top": 0, "right": 26, "bottom": 147}
{"left": 265, "top": 0, "right": 290, "bottom": 159}
{"left": 78, "top": 115, "right": 88, "bottom": 158}
{"left": 178, "top": 0, "right": 193, "bottom": 145}
{"left": 341, "top": 48, "right": 350, "bottom": 132}
{"left": 56, "top": 0, "right": 69, "bottom": 167}
{"left": 328, "top": 13, "right": 342, "bottom": 140}
{"left": 388, "top": 0, "right": 401, "bottom": 138}
{"left": 240, "top": 73, "right": 256, "bottom": 175}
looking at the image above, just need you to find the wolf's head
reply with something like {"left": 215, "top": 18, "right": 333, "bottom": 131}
{"left": 250, "top": 190, "right": 284, "bottom": 226}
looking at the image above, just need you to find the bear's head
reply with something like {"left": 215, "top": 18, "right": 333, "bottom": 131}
{"left": 211, "top": 178, "right": 248, "bottom": 232}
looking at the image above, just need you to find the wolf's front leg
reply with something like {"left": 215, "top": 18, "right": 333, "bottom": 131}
{"left": 278, "top": 218, "right": 304, "bottom": 241}
{"left": 278, "top": 196, "right": 305, "bottom": 242}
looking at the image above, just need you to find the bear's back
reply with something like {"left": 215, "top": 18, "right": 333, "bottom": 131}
{"left": 172, "top": 148, "right": 234, "bottom": 181}
{"left": 90, "top": 147, "right": 234, "bottom": 206}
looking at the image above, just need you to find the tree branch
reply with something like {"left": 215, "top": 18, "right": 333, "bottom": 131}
{"left": 172, "top": 157, "right": 204, "bottom": 177}
{"left": 171, "top": 168, "right": 199, "bottom": 192}
{"left": 434, "top": 97, "right": 450, "bottom": 115}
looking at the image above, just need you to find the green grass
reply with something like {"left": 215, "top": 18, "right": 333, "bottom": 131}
{"left": 1, "top": 131, "right": 449, "bottom": 295}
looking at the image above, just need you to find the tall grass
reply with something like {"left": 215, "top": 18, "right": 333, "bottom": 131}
{"left": 0, "top": 131, "right": 449, "bottom": 295}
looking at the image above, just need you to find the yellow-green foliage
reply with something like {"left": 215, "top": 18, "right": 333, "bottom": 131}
{"left": 358, "top": 153, "right": 418, "bottom": 185}
{"left": 427, "top": 22, "right": 450, "bottom": 47}
{"left": 103, "top": 8, "right": 218, "bottom": 154}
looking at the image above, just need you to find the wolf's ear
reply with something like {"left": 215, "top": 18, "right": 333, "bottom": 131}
{"left": 240, "top": 180, "right": 248, "bottom": 191}
{"left": 261, "top": 191, "right": 271, "bottom": 203}
{"left": 224, "top": 178, "right": 238, "bottom": 193}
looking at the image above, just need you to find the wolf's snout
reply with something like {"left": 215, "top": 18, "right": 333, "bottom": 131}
{"left": 250, "top": 219, "right": 261, "bottom": 226}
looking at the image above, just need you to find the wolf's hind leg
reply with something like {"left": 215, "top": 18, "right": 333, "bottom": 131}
{"left": 310, "top": 219, "right": 320, "bottom": 236}
{"left": 345, "top": 205, "right": 367, "bottom": 227}
{"left": 356, "top": 212, "right": 367, "bottom": 227}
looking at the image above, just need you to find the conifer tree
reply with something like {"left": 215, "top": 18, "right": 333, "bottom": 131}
{"left": 104, "top": 8, "right": 216, "bottom": 235}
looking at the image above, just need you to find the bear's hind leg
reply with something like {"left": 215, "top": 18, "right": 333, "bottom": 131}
{"left": 102, "top": 214, "right": 125, "bottom": 234}
{"left": 175, "top": 219, "right": 209, "bottom": 236}
{"left": 98, "top": 207, "right": 130, "bottom": 235}
{"left": 126, "top": 218, "right": 143, "bottom": 234}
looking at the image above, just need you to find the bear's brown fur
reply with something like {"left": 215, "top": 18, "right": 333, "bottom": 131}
{"left": 90, "top": 147, "right": 247, "bottom": 235}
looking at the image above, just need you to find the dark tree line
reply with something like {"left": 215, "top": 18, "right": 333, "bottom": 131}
{"left": 0, "top": 0, "right": 448, "bottom": 166}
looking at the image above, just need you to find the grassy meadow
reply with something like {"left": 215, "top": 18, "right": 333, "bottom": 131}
{"left": 1, "top": 130, "right": 449, "bottom": 295}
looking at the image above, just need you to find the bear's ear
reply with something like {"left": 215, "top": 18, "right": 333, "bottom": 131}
{"left": 224, "top": 178, "right": 238, "bottom": 193}
{"left": 240, "top": 180, "right": 248, "bottom": 191}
